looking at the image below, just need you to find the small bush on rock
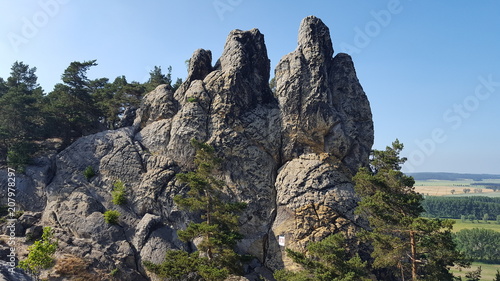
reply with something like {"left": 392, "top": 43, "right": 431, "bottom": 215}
{"left": 111, "top": 180, "right": 127, "bottom": 205}
{"left": 18, "top": 227, "right": 58, "bottom": 279}
{"left": 83, "top": 166, "right": 96, "bottom": 181}
{"left": 103, "top": 210, "right": 120, "bottom": 224}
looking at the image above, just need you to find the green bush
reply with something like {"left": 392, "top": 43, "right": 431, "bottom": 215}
{"left": 109, "top": 268, "right": 119, "bottom": 276}
{"left": 144, "top": 250, "right": 231, "bottom": 281}
{"left": 18, "top": 227, "right": 58, "bottom": 278}
{"left": 187, "top": 97, "right": 198, "bottom": 103}
{"left": 144, "top": 250, "right": 200, "bottom": 280}
{"left": 83, "top": 166, "right": 96, "bottom": 181}
{"left": 111, "top": 180, "right": 127, "bottom": 205}
{"left": 103, "top": 210, "right": 120, "bottom": 225}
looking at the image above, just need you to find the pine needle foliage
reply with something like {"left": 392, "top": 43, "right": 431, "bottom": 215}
{"left": 354, "top": 139, "right": 469, "bottom": 281}
{"left": 145, "top": 139, "right": 246, "bottom": 281}
{"left": 274, "top": 233, "right": 370, "bottom": 281}
{"left": 111, "top": 180, "right": 127, "bottom": 205}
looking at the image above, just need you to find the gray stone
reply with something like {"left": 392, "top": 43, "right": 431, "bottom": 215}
{"left": 0, "top": 265, "right": 32, "bottom": 281}
{"left": 25, "top": 225, "right": 43, "bottom": 240}
{"left": 0, "top": 15, "right": 373, "bottom": 279}
{"left": 187, "top": 49, "right": 213, "bottom": 82}
{"left": 275, "top": 16, "right": 373, "bottom": 173}
{"left": 133, "top": 213, "right": 162, "bottom": 250}
{"left": 18, "top": 212, "right": 41, "bottom": 229}
{"left": 139, "top": 227, "right": 176, "bottom": 265}
{"left": 134, "top": 84, "right": 179, "bottom": 129}
{"left": 266, "top": 15, "right": 372, "bottom": 270}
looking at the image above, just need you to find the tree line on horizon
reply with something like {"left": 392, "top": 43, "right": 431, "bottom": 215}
{"left": 422, "top": 196, "right": 500, "bottom": 220}
{"left": 0, "top": 60, "right": 182, "bottom": 171}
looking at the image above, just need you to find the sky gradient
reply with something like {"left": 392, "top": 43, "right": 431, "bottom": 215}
{"left": 1, "top": 0, "right": 499, "bottom": 174}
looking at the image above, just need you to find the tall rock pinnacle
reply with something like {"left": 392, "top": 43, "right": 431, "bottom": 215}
{"left": 276, "top": 15, "right": 373, "bottom": 173}
{"left": 298, "top": 15, "right": 334, "bottom": 61}
{"left": 267, "top": 15, "right": 373, "bottom": 270}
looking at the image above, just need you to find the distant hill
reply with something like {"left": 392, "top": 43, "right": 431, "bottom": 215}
{"left": 408, "top": 172, "right": 500, "bottom": 181}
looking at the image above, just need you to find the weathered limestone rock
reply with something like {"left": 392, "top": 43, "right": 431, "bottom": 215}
{"left": 0, "top": 155, "right": 55, "bottom": 213}
{"left": 275, "top": 16, "right": 373, "bottom": 173}
{"left": 186, "top": 49, "right": 213, "bottom": 82}
{"left": 200, "top": 28, "right": 281, "bottom": 261}
{"left": 134, "top": 84, "right": 179, "bottom": 129}
{"left": 134, "top": 213, "right": 180, "bottom": 265}
{"left": 266, "top": 154, "right": 362, "bottom": 270}
{"left": 0, "top": 266, "right": 32, "bottom": 281}
{"left": 266, "top": 15, "right": 373, "bottom": 270}
{"left": 0, "top": 16, "right": 373, "bottom": 280}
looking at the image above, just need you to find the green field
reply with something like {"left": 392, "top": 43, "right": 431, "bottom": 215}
{"left": 451, "top": 219, "right": 500, "bottom": 233}
{"left": 451, "top": 262, "right": 500, "bottom": 281}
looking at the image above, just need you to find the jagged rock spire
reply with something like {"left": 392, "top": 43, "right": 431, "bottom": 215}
{"left": 275, "top": 15, "right": 373, "bottom": 173}
{"left": 298, "top": 15, "right": 334, "bottom": 61}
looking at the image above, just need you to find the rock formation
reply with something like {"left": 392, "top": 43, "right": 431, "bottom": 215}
{"left": 0, "top": 16, "right": 373, "bottom": 280}
{"left": 267, "top": 16, "right": 373, "bottom": 270}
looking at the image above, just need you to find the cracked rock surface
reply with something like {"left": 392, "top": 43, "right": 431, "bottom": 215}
{"left": 0, "top": 16, "right": 373, "bottom": 280}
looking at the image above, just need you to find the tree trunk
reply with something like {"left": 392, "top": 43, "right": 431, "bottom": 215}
{"left": 410, "top": 230, "right": 417, "bottom": 281}
{"left": 399, "top": 261, "right": 405, "bottom": 281}
{"left": 206, "top": 190, "right": 213, "bottom": 260}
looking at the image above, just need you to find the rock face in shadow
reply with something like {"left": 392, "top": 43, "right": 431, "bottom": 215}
{"left": 0, "top": 16, "right": 373, "bottom": 280}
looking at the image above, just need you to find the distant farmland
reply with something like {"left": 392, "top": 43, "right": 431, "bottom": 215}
{"left": 408, "top": 172, "right": 500, "bottom": 181}
{"left": 410, "top": 173, "right": 500, "bottom": 197}
{"left": 414, "top": 181, "right": 500, "bottom": 196}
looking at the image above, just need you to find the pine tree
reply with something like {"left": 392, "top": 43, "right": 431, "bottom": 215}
{"left": 144, "top": 65, "right": 182, "bottom": 92}
{"left": 354, "top": 139, "right": 468, "bottom": 281}
{"left": 145, "top": 139, "right": 246, "bottom": 281}
{"left": 61, "top": 60, "right": 97, "bottom": 99}
{"left": 91, "top": 76, "right": 145, "bottom": 129}
{"left": 0, "top": 77, "right": 8, "bottom": 98}
{"left": 274, "top": 233, "right": 370, "bottom": 281}
{"left": 145, "top": 65, "right": 172, "bottom": 92}
{"left": 175, "top": 139, "right": 246, "bottom": 262}
{"left": 0, "top": 62, "right": 44, "bottom": 170}
{"left": 7, "top": 61, "right": 39, "bottom": 90}
{"left": 44, "top": 60, "right": 101, "bottom": 140}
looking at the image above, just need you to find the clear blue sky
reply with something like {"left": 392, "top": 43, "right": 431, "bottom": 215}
{"left": 1, "top": 0, "right": 499, "bottom": 174}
